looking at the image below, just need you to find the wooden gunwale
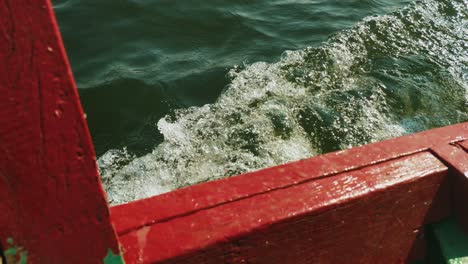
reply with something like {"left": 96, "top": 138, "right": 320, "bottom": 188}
{"left": 111, "top": 123, "right": 467, "bottom": 236}
{"left": 1, "top": 1, "right": 467, "bottom": 263}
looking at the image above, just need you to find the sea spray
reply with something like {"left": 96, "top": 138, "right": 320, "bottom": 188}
{"left": 99, "top": 0, "right": 467, "bottom": 204}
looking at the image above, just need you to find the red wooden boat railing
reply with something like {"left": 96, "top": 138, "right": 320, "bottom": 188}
{"left": 1, "top": 1, "right": 467, "bottom": 263}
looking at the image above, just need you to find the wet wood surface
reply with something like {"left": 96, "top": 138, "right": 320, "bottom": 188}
{"left": 110, "top": 123, "right": 466, "bottom": 263}
{"left": 118, "top": 152, "right": 449, "bottom": 263}
{"left": 0, "top": 0, "right": 467, "bottom": 262}
{"left": 111, "top": 123, "right": 468, "bottom": 235}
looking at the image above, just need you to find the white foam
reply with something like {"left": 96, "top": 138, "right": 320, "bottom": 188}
{"left": 100, "top": 0, "right": 468, "bottom": 204}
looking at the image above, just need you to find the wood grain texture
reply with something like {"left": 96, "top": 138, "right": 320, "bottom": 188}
{"left": 118, "top": 152, "right": 448, "bottom": 263}
{"left": 0, "top": 1, "right": 122, "bottom": 263}
{"left": 111, "top": 123, "right": 467, "bottom": 235}
{"left": 0, "top": 1, "right": 464, "bottom": 263}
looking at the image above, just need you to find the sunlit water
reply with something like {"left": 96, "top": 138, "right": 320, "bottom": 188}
{"left": 54, "top": 0, "right": 467, "bottom": 204}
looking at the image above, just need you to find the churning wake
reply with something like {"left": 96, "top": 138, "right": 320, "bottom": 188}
{"left": 99, "top": 0, "right": 468, "bottom": 205}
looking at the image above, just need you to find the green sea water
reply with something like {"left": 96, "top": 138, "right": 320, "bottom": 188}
{"left": 53, "top": 0, "right": 467, "bottom": 204}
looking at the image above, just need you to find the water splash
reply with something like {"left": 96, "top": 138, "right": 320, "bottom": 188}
{"left": 100, "top": 0, "right": 468, "bottom": 204}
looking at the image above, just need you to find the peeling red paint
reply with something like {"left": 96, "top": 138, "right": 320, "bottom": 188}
{"left": 0, "top": 1, "right": 121, "bottom": 263}
{"left": 111, "top": 123, "right": 467, "bottom": 263}
{"left": 0, "top": 0, "right": 467, "bottom": 263}
{"left": 136, "top": 227, "right": 151, "bottom": 263}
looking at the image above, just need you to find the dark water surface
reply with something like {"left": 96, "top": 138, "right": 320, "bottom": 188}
{"left": 53, "top": 0, "right": 467, "bottom": 204}
{"left": 53, "top": 0, "right": 412, "bottom": 155}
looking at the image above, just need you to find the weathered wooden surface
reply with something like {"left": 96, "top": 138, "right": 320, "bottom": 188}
{"left": 432, "top": 142, "right": 468, "bottom": 234}
{"left": 407, "top": 229, "right": 428, "bottom": 264}
{"left": 117, "top": 152, "right": 448, "bottom": 263}
{"left": 110, "top": 123, "right": 466, "bottom": 263}
{"left": 0, "top": 1, "right": 122, "bottom": 263}
{"left": 0, "top": 0, "right": 466, "bottom": 262}
{"left": 111, "top": 123, "right": 467, "bottom": 235}
{"left": 458, "top": 140, "right": 468, "bottom": 152}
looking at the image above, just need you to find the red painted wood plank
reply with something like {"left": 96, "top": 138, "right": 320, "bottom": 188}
{"left": 432, "top": 143, "right": 468, "bottom": 181}
{"left": 432, "top": 143, "right": 468, "bottom": 233}
{"left": 458, "top": 140, "right": 468, "bottom": 152}
{"left": 0, "top": 1, "right": 122, "bottom": 263}
{"left": 407, "top": 229, "right": 427, "bottom": 263}
{"left": 111, "top": 122, "right": 467, "bottom": 235}
{"left": 118, "top": 152, "right": 448, "bottom": 263}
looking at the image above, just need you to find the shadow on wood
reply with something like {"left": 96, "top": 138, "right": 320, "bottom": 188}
{"left": 1, "top": 0, "right": 467, "bottom": 263}
{"left": 0, "top": 0, "right": 122, "bottom": 263}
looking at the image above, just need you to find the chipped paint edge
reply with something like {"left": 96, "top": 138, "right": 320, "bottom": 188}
{"left": 103, "top": 249, "right": 125, "bottom": 264}
{"left": 3, "top": 238, "right": 28, "bottom": 264}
